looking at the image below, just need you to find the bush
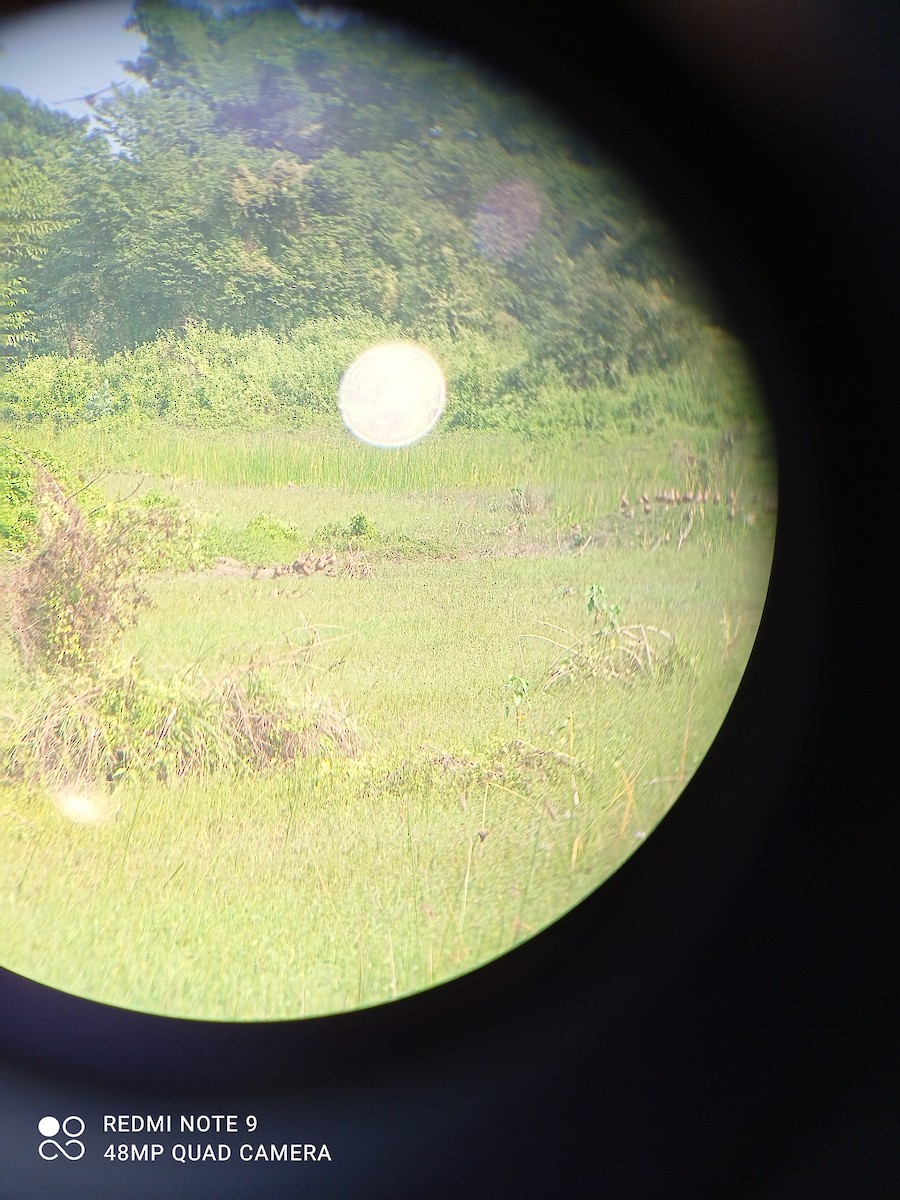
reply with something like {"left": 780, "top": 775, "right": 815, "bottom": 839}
{"left": 0, "top": 445, "right": 37, "bottom": 551}
{"left": 0, "top": 443, "right": 87, "bottom": 552}
{"left": 2, "top": 468, "right": 149, "bottom": 673}
{"left": 434, "top": 327, "right": 530, "bottom": 431}
{"left": 203, "top": 512, "right": 302, "bottom": 565}
{"left": 316, "top": 511, "right": 379, "bottom": 547}
{"left": 0, "top": 354, "right": 103, "bottom": 425}
{"left": 102, "top": 313, "right": 401, "bottom": 426}
{"left": 0, "top": 314, "right": 764, "bottom": 439}
{"left": 105, "top": 491, "right": 208, "bottom": 573}
{"left": 2, "top": 662, "right": 359, "bottom": 788}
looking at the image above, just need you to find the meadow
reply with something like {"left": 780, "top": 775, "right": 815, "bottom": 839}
{"left": 0, "top": 417, "right": 775, "bottom": 1020}
{"left": 1, "top": 0, "right": 777, "bottom": 1022}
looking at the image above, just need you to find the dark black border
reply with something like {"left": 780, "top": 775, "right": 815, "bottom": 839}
{"left": 1, "top": 1, "right": 896, "bottom": 1196}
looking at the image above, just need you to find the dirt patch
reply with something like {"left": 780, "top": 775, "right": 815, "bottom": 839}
{"left": 210, "top": 556, "right": 250, "bottom": 577}
{"left": 201, "top": 553, "right": 340, "bottom": 580}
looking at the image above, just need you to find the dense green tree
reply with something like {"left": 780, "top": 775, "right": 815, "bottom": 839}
{"left": 0, "top": 92, "right": 80, "bottom": 353}
{"left": 1, "top": 0, "right": 724, "bottom": 416}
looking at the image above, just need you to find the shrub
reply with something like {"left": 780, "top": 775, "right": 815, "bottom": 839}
{"left": 204, "top": 512, "right": 302, "bottom": 565}
{"left": 0, "top": 443, "right": 86, "bottom": 552}
{"left": 0, "top": 315, "right": 764, "bottom": 440}
{"left": 0, "top": 354, "right": 103, "bottom": 425}
{"left": 2, "top": 662, "right": 359, "bottom": 788}
{"left": 348, "top": 512, "right": 375, "bottom": 538}
{"left": 0, "top": 445, "right": 37, "bottom": 551}
{"left": 317, "top": 511, "right": 379, "bottom": 546}
{"left": 2, "top": 468, "right": 149, "bottom": 673}
{"left": 112, "top": 491, "right": 207, "bottom": 572}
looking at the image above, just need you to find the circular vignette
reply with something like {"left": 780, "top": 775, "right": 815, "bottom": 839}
{"left": 2, "top": 4, "right": 891, "bottom": 1197}
{"left": 0, "top": 0, "right": 796, "bottom": 1041}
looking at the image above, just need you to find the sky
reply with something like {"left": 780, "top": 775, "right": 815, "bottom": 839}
{"left": 0, "top": 2, "right": 349, "bottom": 119}
{"left": 0, "top": 1, "right": 144, "bottom": 119}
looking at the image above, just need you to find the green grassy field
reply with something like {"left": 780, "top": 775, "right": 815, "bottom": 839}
{"left": 0, "top": 420, "right": 775, "bottom": 1020}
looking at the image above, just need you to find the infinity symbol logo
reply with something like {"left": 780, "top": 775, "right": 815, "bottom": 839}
{"left": 38, "top": 1115, "right": 85, "bottom": 1161}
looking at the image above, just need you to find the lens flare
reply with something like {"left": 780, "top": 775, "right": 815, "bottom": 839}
{"left": 339, "top": 341, "right": 446, "bottom": 448}
{"left": 55, "top": 786, "right": 112, "bottom": 825}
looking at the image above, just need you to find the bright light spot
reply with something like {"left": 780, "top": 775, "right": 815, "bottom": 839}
{"left": 38, "top": 1116, "right": 60, "bottom": 1137}
{"left": 55, "top": 787, "right": 111, "bottom": 825}
{"left": 339, "top": 342, "right": 446, "bottom": 448}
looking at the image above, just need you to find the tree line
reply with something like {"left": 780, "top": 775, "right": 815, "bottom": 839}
{"left": 1, "top": 0, "right": 745, "bottom": 426}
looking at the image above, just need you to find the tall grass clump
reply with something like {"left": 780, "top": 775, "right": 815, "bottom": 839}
{"left": 3, "top": 664, "right": 357, "bottom": 789}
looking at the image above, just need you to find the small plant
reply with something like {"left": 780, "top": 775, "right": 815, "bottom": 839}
{"left": 348, "top": 511, "right": 376, "bottom": 538}
{"left": 586, "top": 584, "right": 623, "bottom": 633}
{"left": 503, "top": 673, "right": 530, "bottom": 723}
{"left": 317, "top": 511, "right": 379, "bottom": 546}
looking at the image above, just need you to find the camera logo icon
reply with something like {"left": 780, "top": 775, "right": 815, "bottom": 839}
{"left": 38, "top": 1115, "right": 85, "bottom": 1160}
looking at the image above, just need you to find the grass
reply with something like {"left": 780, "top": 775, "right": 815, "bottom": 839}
{"left": 0, "top": 760, "right": 644, "bottom": 1018}
{"left": 11, "top": 416, "right": 776, "bottom": 512}
{"left": 0, "top": 417, "right": 775, "bottom": 1020}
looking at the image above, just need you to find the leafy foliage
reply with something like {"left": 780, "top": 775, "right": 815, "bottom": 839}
{"left": 0, "top": 444, "right": 39, "bottom": 551}
{"left": 3, "top": 468, "right": 149, "bottom": 673}
{"left": 0, "top": 314, "right": 755, "bottom": 437}
{"left": 0, "top": 91, "right": 82, "bottom": 356}
{"left": 0, "top": 455, "right": 202, "bottom": 672}
{"left": 316, "top": 509, "right": 380, "bottom": 549}
{"left": 0, "top": 442, "right": 87, "bottom": 551}
{"left": 0, "top": 154, "right": 69, "bottom": 353}
{"left": 207, "top": 511, "right": 301, "bottom": 565}
{"left": 0, "top": 0, "right": 743, "bottom": 425}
